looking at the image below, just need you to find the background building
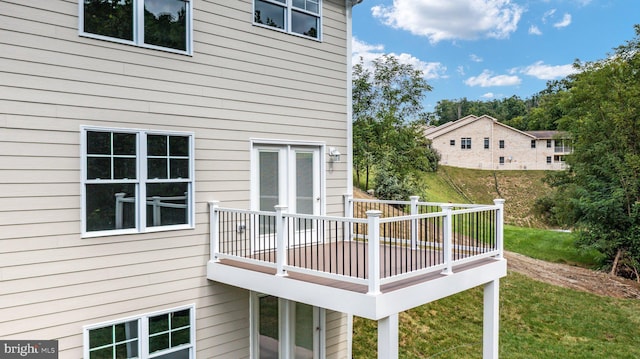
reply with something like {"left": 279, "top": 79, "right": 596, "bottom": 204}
{"left": 424, "top": 115, "right": 571, "bottom": 170}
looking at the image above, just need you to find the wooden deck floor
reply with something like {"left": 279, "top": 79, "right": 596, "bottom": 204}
{"left": 217, "top": 241, "right": 496, "bottom": 294}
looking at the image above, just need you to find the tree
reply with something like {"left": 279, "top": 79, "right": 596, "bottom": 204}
{"left": 352, "top": 55, "right": 438, "bottom": 195}
{"left": 550, "top": 25, "right": 640, "bottom": 279}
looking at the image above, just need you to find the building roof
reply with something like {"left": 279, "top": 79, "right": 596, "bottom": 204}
{"left": 525, "top": 130, "right": 567, "bottom": 139}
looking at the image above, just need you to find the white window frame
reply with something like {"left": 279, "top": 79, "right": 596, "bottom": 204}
{"left": 250, "top": 293, "right": 325, "bottom": 359}
{"left": 81, "top": 126, "right": 195, "bottom": 238}
{"left": 78, "top": 0, "right": 193, "bottom": 55}
{"left": 253, "top": 0, "right": 323, "bottom": 41}
{"left": 83, "top": 304, "right": 196, "bottom": 359}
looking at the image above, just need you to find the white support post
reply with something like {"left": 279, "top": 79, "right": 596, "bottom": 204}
{"left": 378, "top": 313, "right": 399, "bottom": 359}
{"left": 410, "top": 195, "right": 419, "bottom": 250}
{"left": 209, "top": 201, "right": 220, "bottom": 262}
{"left": 366, "top": 210, "right": 382, "bottom": 295}
{"left": 276, "top": 205, "right": 288, "bottom": 277}
{"left": 493, "top": 199, "right": 505, "bottom": 258}
{"left": 483, "top": 279, "right": 500, "bottom": 359}
{"left": 441, "top": 204, "right": 453, "bottom": 275}
{"left": 344, "top": 193, "right": 354, "bottom": 242}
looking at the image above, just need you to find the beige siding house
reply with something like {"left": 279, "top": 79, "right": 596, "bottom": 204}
{"left": 425, "top": 115, "right": 571, "bottom": 170}
{"left": 1, "top": 2, "right": 507, "bottom": 359}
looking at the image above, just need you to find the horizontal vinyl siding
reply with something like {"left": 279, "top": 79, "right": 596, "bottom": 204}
{"left": 0, "top": 0, "right": 348, "bottom": 358}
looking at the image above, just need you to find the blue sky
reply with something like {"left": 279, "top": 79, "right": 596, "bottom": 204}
{"left": 352, "top": 0, "right": 640, "bottom": 111}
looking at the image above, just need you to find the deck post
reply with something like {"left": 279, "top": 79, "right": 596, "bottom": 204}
{"left": 366, "top": 210, "right": 382, "bottom": 295}
{"left": 483, "top": 279, "right": 500, "bottom": 359}
{"left": 441, "top": 204, "right": 453, "bottom": 275}
{"left": 115, "top": 192, "right": 126, "bottom": 229}
{"left": 410, "top": 196, "right": 419, "bottom": 250}
{"left": 378, "top": 313, "right": 399, "bottom": 359}
{"left": 344, "top": 193, "right": 354, "bottom": 242}
{"left": 209, "top": 201, "right": 220, "bottom": 262}
{"left": 493, "top": 199, "right": 505, "bottom": 258}
{"left": 276, "top": 205, "right": 288, "bottom": 276}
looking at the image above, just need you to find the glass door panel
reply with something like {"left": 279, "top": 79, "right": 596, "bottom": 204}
{"left": 258, "top": 295, "right": 280, "bottom": 359}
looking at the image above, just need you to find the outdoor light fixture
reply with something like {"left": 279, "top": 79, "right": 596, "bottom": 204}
{"left": 329, "top": 147, "right": 341, "bottom": 162}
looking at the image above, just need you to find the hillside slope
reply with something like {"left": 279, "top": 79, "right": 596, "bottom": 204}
{"left": 422, "top": 166, "right": 551, "bottom": 228}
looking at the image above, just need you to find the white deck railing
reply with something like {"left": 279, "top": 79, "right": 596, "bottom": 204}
{"left": 209, "top": 197, "right": 504, "bottom": 295}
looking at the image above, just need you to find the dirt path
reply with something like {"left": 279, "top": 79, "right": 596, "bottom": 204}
{"left": 505, "top": 251, "right": 640, "bottom": 299}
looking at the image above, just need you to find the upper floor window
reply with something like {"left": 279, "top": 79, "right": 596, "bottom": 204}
{"left": 254, "top": 0, "right": 321, "bottom": 40}
{"left": 461, "top": 137, "right": 471, "bottom": 150}
{"left": 484, "top": 137, "right": 490, "bottom": 149}
{"left": 84, "top": 305, "right": 195, "bottom": 359}
{"left": 546, "top": 139, "right": 552, "bottom": 148}
{"left": 81, "top": 127, "right": 194, "bottom": 237}
{"left": 499, "top": 140, "right": 505, "bottom": 149}
{"left": 80, "top": 0, "right": 192, "bottom": 54}
{"left": 450, "top": 139, "right": 455, "bottom": 146}
{"left": 531, "top": 140, "right": 536, "bottom": 148}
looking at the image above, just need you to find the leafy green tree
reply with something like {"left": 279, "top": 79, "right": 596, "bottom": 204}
{"left": 550, "top": 25, "right": 640, "bottom": 278}
{"left": 352, "top": 55, "right": 438, "bottom": 195}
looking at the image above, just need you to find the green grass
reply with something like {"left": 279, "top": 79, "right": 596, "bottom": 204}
{"left": 504, "top": 225, "right": 604, "bottom": 268}
{"left": 353, "top": 272, "right": 640, "bottom": 358}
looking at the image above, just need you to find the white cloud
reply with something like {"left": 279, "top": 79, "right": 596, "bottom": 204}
{"left": 371, "top": 0, "right": 524, "bottom": 43}
{"left": 470, "top": 54, "right": 483, "bottom": 62}
{"left": 520, "top": 61, "right": 577, "bottom": 80}
{"left": 457, "top": 66, "right": 466, "bottom": 76}
{"left": 481, "top": 92, "right": 496, "bottom": 99}
{"left": 464, "top": 70, "right": 521, "bottom": 87}
{"left": 553, "top": 13, "right": 572, "bottom": 28}
{"left": 352, "top": 37, "right": 447, "bottom": 80}
{"left": 528, "top": 25, "right": 542, "bottom": 35}
{"left": 542, "top": 9, "right": 556, "bottom": 23}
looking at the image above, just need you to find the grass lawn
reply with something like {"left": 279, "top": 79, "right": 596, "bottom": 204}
{"left": 353, "top": 272, "right": 640, "bottom": 358}
{"left": 352, "top": 227, "right": 634, "bottom": 358}
{"left": 503, "top": 225, "right": 604, "bottom": 268}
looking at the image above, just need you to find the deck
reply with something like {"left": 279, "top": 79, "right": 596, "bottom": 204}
{"left": 207, "top": 197, "right": 507, "bottom": 319}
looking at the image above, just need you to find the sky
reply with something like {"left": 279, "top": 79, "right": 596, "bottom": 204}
{"left": 351, "top": 0, "right": 640, "bottom": 112}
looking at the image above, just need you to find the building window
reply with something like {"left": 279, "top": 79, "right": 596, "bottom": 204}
{"left": 254, "top": 0, "right": 321, "bottom": 40}
{"left": 461, "top": 137, "right": 471, "bottom": 150}
{"left": 484, "top": 138, "right": 490, "bottom": 149}
{"left": 531, "top": 140, "right": 536, "bottom": 148}
{"left": 80, "top": 0, "right": 193, "bottom": 54}
{"left": 547, "top": 139, "right": 552, "bottom": 148}
{"left": 81, "top": 127, "right": 194, "bottom": 236}
{"left": 499, "top": 140, "right": 505, "bottom": 149}
{"left": 84, "top": 305, "right": 195, "bottom": 359}
{"left": 450, "top": 139, "right": 455, "bottom": 146}
{"left": 499, "top": 156, "right": 505, "bottom": 165}
{"left": 547, "top": 156, "right": 552, "bottom": 164}
{"left": 252, "top": 293, "right": 324, "bottom": 358}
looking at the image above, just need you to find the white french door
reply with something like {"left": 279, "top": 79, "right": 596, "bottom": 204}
{"left": 252, "top": 143, "right": 322, "bottom": 250}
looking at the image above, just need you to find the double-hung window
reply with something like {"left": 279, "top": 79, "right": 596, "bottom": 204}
{"left": 84, "top": 305, "right": 195, "bottom": 359}
{"left": 461, "top": 137, "right": 471, "bottom": 150}
{"left": 81, "top": 127, "right": 194, "bottom": 236}
{"left": 80, "top": 0, "right": 193, "bottom": 54}
{"left": 254, "top": 0, "right": 322, "bottom": 40}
